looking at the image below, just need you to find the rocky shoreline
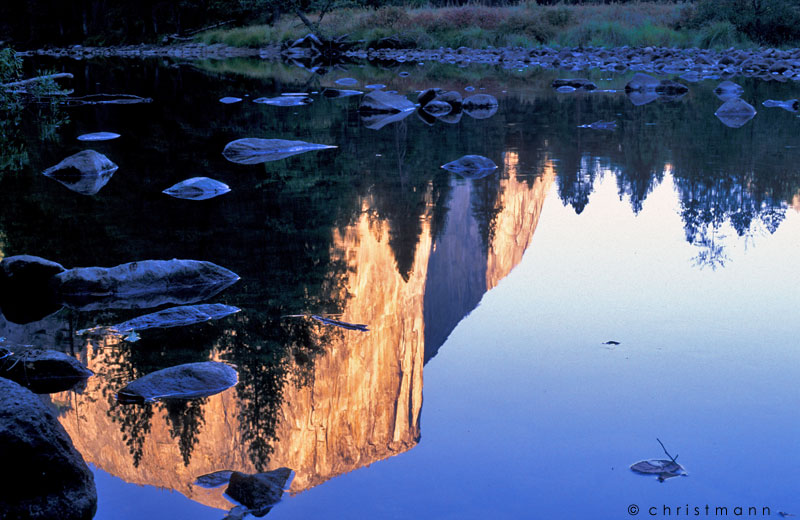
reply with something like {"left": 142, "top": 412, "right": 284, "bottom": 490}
{"left": 18, "top": 42, "right": 800, "bottom": 82}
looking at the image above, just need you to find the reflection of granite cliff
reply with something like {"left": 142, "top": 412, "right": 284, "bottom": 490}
{"left": 53, "top": 191, "right": 431, "bottom": 508}
{"left": 53, "top": 165, "right": 554, "bottom": 509}
{"left": 424, "top": 159, "right": 555, "bottom": 361}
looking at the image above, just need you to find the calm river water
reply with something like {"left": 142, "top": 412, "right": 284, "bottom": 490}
{"left": 2, "top": 57, "right": 800, "bottom": 519}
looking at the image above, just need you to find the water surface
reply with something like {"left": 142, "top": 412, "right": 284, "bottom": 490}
{"left": 2, "top": 58, "right": 799, "bottom": 519}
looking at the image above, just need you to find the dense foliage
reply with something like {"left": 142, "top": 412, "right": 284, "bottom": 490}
{"left": 3, "top": 0, "right": 800, "bottom": 47}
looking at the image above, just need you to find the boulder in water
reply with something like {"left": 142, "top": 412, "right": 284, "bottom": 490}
{"left": 0, "top": 347, "right": 93, "bottom": 394}
{"left": 0, "top": 255, "right": 65, "bottom": 324}
{"left": 552, "top": 78, "right": 597, "bottom": 91}
{"left": 225, "top": 467, "right": 293, "bottom": 514}
{"left": 0, "top": 378, "right": 97, "bottom": 519}
{"left": 625, "top": 72, "right": 661, "bottom": 91}
{"left": 715, "top": 98, "right": 757, "bottom": 128}
{"left": 42, "top": 150, "right": 118, "bottom": 196}
{"left": 222, "top": 138, "right": 336, "bottom": 165}
{"left": 116, "top": 361, "right": 238, "bottom": 403}
{"left": 163, "top": 177, "right": 231, "bottom": 201}
{"left": 52, "top": 259, "right": 240, "bottom": 311}
{"left": 441, "top": 155, "right": 498, "bottom": 179}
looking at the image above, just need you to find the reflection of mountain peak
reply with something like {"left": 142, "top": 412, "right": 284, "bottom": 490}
{"left": 51, "top": 162, "right": 555, "bottom": 510}
{"left": 424, "top": 167, "right": 555, "bottom": 362}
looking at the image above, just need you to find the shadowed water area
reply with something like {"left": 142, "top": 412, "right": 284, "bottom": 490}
{"left": 1, "top": 57, "right": 800, "bottom": 518}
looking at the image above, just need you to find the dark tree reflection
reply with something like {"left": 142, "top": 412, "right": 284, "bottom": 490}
{"left": 163, "top": 398, "right": 207, "bottom": 467}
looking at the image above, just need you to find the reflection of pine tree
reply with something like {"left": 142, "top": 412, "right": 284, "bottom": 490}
{"left": 556, "top": 157, "right": 597, "bottom": 215}
{"left": 100, "top": 342, "right": 156, "bottom": 468}
{"left": 222, "top": 313, "right": 331, "bottom": 471}
{"left": 470, "top": 174, "right": 503, "bottom": 254}
{"left": 98, "top": 326, "right": 218, "bottom": 468}
{"left": 676, "top": 174, "right": 787, "bottom": 269}
{"left": 163, "top": 398, "right": 207, "bottom": 467}
{"left": 113, "top": 402, "right": 155, "bottom": 468}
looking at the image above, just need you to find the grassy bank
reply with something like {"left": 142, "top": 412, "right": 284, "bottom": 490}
{"left": 196, "top": 1, "right": 799, "bottom": 51}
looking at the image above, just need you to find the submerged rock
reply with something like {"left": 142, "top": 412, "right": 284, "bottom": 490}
{"left": 715, "top": 98, "right": 757, "bottom": 128}
{"left": 162, "top": 177, "right": 231, "bottom": 200}
{"left": 463, "top": 94, "right": 498, "bottom": 119}
{"left": 552, "top": 78, "right": 597, "bottom": 91}
{"left": 437, "top": 110, "right": 463, "bottom": 125}
{"left": 77, "top": 132, "right": 120, "bottom": 142}
{"left": 195, "top": 470, "right": 234, "bottom": 489}
{"left": 334, "top": 77, "right": 358, "bottom": 86}
{"left": 225, "top": 467, "right": 293, "bottom": 514}
{"left": 116, "top": 361, "right": 238, "bottom": 403}
{"left": 432, "top": 90, "right": 462, "bottom": 112}
{"left": 625, "top": 72, "right": 661, "bottom": 92}
{"left": 359, "top": 90, "right": 416, "bottom": 113}
{"left": 252, "top": 96, "right": 312, "bottom": 106}
{"left": 321, "top": 88, "right": 363, "bottom": 98}
{"left": 42, "top": 150, "right": 119, "bottom": 196}
{"left": 762, "top": 99, "right": 799, "bottom": 112}
{"left": 359, "top": 91, "right": 416, "bottom": 129}
{"left": 0, "top": 347, "right": 93, "bottom": 394}
{"left": 655, "top": 79, "right": 689, "bottom": 95}
{"left": 0, "top": 378, "right": 97, "bottom": 519}
{"left": 361, "top": 109, "right": 415, "bottom": 130}
{"left": 0, "top": 255, "right": 65, "bottom": 324}
{"left": 417, "top": 87, "right": 443, "bottom": 107}
{"left": 52, "top": 259, "right": 240, "bottom": 311}
{"left": 99, "top": 303, "right": 241, "bottom": 334}
{"left": 578, "top": 120, "right": 617, "bottom": 130}
{"left": 422, "top": 99, "right": 452, "bottom": 117}
{"left": 441, "top": 155, "right": 498, "bottom": 179}
{"left": 626, "top": 90, "right": 660, "bottom": 106}
{"left": 222, "top": 138, "right": 336, "bottom": 165}
{"left": 714, "top": 80, "right": 744, "bottom": 101}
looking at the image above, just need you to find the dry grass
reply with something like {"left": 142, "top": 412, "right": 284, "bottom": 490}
{"left": 196, "top": 2, "right": 756, "bottom": 50}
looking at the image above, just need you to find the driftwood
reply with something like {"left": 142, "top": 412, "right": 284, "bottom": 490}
{"left": 0, "top": 72, "right": 73, "bottom": 89}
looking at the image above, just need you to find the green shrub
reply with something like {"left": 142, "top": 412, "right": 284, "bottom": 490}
{"left": 694, "top": 21, "right": 745, "bottom": 49}
{"left": 545, "top": 7, "right": 571, "bottom": 27}
{"left": 498, "top": 15, "right": 555, "bottom": 44}
{"left": 692, "top": 0, "right": 800, "bottom": 45}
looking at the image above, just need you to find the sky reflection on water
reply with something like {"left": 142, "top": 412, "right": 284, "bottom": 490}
{"left": 2, "top": 58, "right": 800, "bottom": 519}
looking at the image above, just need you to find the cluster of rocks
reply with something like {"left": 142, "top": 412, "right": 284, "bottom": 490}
{"left": 19, "top": 42, "right": 281, "bottom": 60}
{"left": 0, "top": 253, "right": 246, "bottom": 518}
{"left": 345, "top": 45, "right": 800, "bottom": 81}
{"left": 18, "top": 39, "right": 800, "bottom": 82}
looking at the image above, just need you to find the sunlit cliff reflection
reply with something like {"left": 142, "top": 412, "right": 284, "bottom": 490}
{"left": 52, "top": 164, "right": 554, "bottom": 510}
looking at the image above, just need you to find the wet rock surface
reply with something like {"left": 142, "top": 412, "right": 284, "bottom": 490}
{"left": 0, "top": 255, "right": 65, "bottom": 324}
{"left": 52, "top": 259, "right": 240, "bottom": 311}
{"left": 0, "top": 377, "right": 97, "bottom": 520}
{"left": 162, "top": 177, "right": 231, "bottom": 200}
{"left": 715, "top": 97, "right": 758, "bottom": 128}
{"left": 116, "top": 361, "right": 238, "bottom": 403}
{"left": 0, "top": 347, "right": 93, "bottom": 394}
{"left": 42, "top": 150, "right": 119, "bottom": 196}
{"left": 441, "top": 155, "right": 498, "bottom": 180}
{"left": 225, "top": 467, "right": 293, "bottom": 514}
{"left": 223, "top": 138, "right": 336, "bottom": 165}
